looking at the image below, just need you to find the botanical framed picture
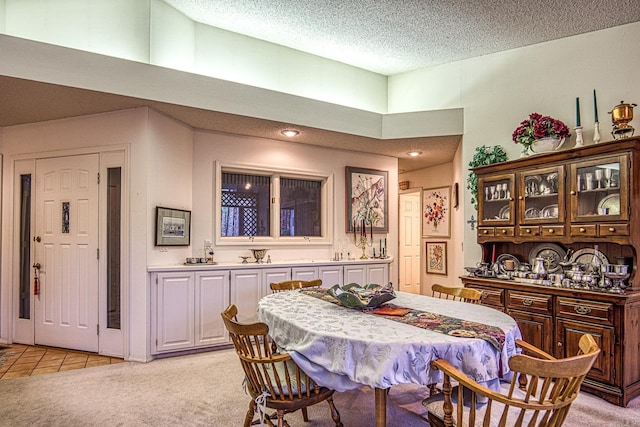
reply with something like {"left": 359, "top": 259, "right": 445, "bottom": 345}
{"left": 346, "top": 166, "right": 389, "bottom": 233}
{"left": 422, "top": 186, "right": 451, "bottom": 237}
{"left": 155, "top": 207, "right": 191, "bottom": 246}
{"left": 426, "top": 241, "right": 447, "bottom": 275}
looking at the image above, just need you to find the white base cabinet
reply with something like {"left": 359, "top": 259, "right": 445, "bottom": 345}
{"left": 152, "top": 271, "right": 230, "bottom": 354}
{"left": 150, "top": 259, "right": 391, "bottom": 356}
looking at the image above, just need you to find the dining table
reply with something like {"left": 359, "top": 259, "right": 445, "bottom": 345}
{"left": 257, "top": 289, "right": 522, "bottom": 427}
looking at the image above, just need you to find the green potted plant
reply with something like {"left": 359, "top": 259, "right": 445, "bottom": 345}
{"left": 467, "top": 145, "right": 508, "bottom": 211}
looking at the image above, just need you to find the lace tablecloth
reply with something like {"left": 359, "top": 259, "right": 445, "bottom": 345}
{"left": 257, "top": 290, "right": 522, "bottom": 392}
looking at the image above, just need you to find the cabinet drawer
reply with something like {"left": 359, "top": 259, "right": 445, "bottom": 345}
{"left": 469, "top": 285, "right": 504, "bottom": 308}
{"left": 599, "top": 223, "right": 629, "bottom": 236}
{"left": 518, "top": 226, "right": 540, "bottom": 237}
{"left": 541, "top": 225, "right": 565, "bottom": 237}
{"left": 570, "top": 224, "right": 597, "bottom": 237}
{"left": 555, "top": 297, "right": 613, "bottom": 326}
{"left": 495, "top": 227, "right": 515, "bottom": 237}
{"left": 507, "top": 291, "right": 552, "bottom": 315}
{"left": 478, "top": 227, "right": 495, "bottom": 237}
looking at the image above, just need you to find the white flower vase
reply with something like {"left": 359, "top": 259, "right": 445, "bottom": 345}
{"left": 531, "top": 137, "right": 565, "bottom": 154}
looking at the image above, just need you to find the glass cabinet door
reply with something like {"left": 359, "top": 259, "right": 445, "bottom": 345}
{"left": 478, "top": 173, "right": 515, "bottom": 226}
{"left": 569, "top": 155, "right": 628, "bottom": 222}
{"left": 518, "top": 166, "right": 565, "bottom": 224}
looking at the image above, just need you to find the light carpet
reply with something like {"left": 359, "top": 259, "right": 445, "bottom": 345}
{"left": 0, "top": 348, "right": 638, "bottom": 426}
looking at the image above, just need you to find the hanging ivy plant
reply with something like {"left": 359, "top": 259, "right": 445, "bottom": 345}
{"left": 467, "top": 145, "right": 508, "bottom": 211}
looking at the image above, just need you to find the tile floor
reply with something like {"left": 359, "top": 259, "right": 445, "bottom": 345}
{"left": 0, "top": 343, "right": 124, "bottom": 380}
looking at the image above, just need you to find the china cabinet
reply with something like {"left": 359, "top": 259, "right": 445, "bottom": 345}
{"left": 467, "top": 137, "right": 640, "bottom": 406}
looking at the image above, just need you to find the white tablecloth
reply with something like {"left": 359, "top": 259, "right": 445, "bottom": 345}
{"left": 257, "top": 290, "right": 522, "bottom": 392}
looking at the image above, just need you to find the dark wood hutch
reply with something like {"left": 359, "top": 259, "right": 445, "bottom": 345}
{"left": 462, "top": 137, "right": 640, "bottom": 407}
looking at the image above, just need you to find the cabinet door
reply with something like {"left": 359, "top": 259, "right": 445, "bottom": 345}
{"left": 262, "top": 268, "right": 292, "bottom": 292}
{"left": 477, "top": 173, "right": 515, "bottom": 227}
{"left": 569, "top": 154, "right": 629, "bottom": 223}
{"left": 291, "top": 266, "right": 319, "bottom": 281}
{"left": 153, "top": 272, "right": 195, "bottom": 353}
{"left": 344, "top": 265, "right": 366, "bottom": 284}
{"left": 508, "top": 309, "right": 553, "bottom": 355}
{"left": 555, "top": 318, "right": 615, "bottom": 384}
{"left": 230, "top": 269, "right": 263, "bottom": 324}
{"left": 319, "top": 265, "right": 343, "bottom": 288}
{"left": 367, "top": 264, "right": 389, "bottom": 285}
{"left": 518, "top": 166, "right": 565, "bottom": 228}
{"left": 195, "top": 271, "right": 230, "bottom": 347}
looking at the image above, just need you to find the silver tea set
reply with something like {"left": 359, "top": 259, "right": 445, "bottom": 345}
{"left": 467, "top": 255, "right": 631, "bottom": 293}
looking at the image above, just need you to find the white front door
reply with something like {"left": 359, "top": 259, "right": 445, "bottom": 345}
{"left": 398, "top": 190, "right": 422, "bottom": 294}
{"left": 33, "top": 154, "right": 100, "bottom": 352}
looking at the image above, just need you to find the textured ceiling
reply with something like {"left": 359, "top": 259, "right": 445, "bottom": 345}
{"left": 163, "top": 0, "right": 640, "bottom": 75}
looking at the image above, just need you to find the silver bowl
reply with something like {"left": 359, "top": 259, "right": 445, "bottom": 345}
{"left": 250, "top": 248, "right": 269, "bottom": 263}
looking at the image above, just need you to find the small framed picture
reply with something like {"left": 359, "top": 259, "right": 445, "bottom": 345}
{"left": 426, "top": 241, "right": 447, "bottom": 275}
{"left": 155, "top": 207, "right": 191, "bottom": 246}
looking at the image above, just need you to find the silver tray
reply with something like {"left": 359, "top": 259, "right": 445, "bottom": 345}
{"left": 528, "top": 243, "right": 566, "bottom": 274}
{"left": 570, "top": 248, "right": 609, "bottom": 274}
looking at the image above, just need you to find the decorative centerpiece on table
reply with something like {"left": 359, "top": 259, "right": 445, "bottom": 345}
{"left": 512, "top": 113, "right": 571, "bottom": 156}
{"left": 327, "top": 282, "right": 396, "bottom": 309}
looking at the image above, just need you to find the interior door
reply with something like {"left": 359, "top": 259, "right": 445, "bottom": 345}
{"left": 399, "top": 190, "right": 421, "bottom": 294}
{"left": 34, "top": 154, "right": 100, "bottom": 352}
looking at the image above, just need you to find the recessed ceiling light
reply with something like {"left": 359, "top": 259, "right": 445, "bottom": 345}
{"left": 407, "top": 151, "right": 422, "bottom": 157}
{"left": 281, "top": 129, "right": 300, "bottom": 137}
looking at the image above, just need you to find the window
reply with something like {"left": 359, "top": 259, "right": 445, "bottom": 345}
{"left": 216, "top": 163, "right": 333, "bottom": 245}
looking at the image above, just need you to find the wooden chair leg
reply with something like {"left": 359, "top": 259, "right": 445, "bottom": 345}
{"left": 245, "top": 400, "right": 256, "bottom": 427}
{"left": 326, "top": 395, "right": 344, "bottom": 427}
{"left": 301, "top": 407, "right": 309, "bottom": 421}
{"left": 277, "top": 410, "right": 285, "bottom": 427}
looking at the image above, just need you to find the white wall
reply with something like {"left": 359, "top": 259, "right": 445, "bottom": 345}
{"left": 5, "top": 0, "right": 151, "bottom": 62}
{"left": 190, "top": 130, "right": 399, "bottom": 285}
{"left": 391, "top": 22, "right": 640, "bottom": 271}
{"left": 1, "top": 0, "right": 388, "bottom": 113}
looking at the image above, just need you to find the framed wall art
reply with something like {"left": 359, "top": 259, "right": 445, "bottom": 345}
{"left": 155, "top": 206, "right": 191, "bottom": 246}
{"left": 422, "top": 186, "right": 451, "bottom": 237}
{"left": 426, "top": 241, "right": 447, "bottom": 275}
{"left": 346, "top": 166, "right": 389, "bottom": 233}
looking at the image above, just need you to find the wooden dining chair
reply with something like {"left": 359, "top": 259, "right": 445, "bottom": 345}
{"left": 270, "top": 279, "right": 322, "bottom": 293}
{"left": 431, "top": 283, "right": 482, "bottom": 304}
{"left": 220, "top": 304, "right": 343, "bottom": 427}
{"left": 423, "top": 334, "right": 600, "bottom": 427}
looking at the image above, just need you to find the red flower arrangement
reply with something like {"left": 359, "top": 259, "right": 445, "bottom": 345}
{"left": 512, "top": 113, "right": 571, "bottom": 150}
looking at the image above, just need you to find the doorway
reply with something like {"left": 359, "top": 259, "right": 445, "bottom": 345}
{"left": 398, "top": 189, "right": 422, "bottom": 294}
{"left": 33, "top": 154, "right": 100, "bottom": 352}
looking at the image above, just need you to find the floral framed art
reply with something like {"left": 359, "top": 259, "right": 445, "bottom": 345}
{"left": 155, "top": 206, "right": 191, "bottom": 246}
{"left": 422, "top": 186, "right": 451, "bottom": 237}
{"left": 346, "top": 166, "right": 389, "bottom": 233}
{"left": 426, "top": 241, "right": 447, "bottom": 275}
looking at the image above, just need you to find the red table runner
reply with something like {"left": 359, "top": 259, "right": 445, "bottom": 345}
{"left": 300, "top": 288, "right": 505, "bottom": 352}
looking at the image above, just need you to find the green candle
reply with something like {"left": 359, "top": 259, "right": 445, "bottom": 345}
{"left": 576, "top": 97, "right": 581, "bottom": 127}
{"left": 593, "top": 89, "right": 599, "bottom": 123}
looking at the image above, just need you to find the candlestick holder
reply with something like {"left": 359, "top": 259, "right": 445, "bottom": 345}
{"left": 593, "top": 122, "right": 602, "bottom": 144}
{"left": 353, "top": 234, "right": 373, "bottom": 259}
{"left": 574, "top": 126, "right": 584, "bottom": 147}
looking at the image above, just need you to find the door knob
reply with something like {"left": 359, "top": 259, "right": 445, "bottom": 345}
{"left": 33, "top": 236, "right": 41, "bottom": 242}
{"left": 33, "top": 263, "right": 41, "bottom": 270}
